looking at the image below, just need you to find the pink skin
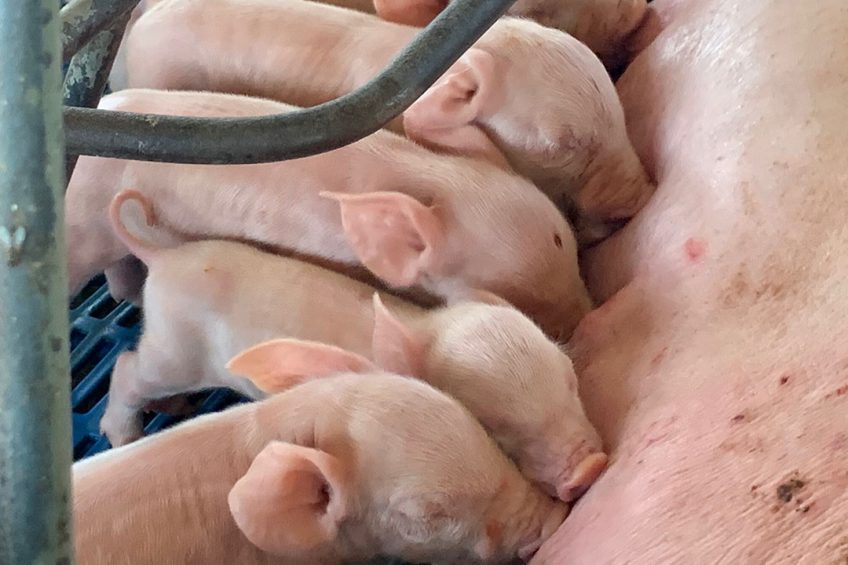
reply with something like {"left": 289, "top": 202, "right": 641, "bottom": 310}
{"left": 122, "top": 0, "right": 654, "bottom": 244}
{"left": 319, "top": 0, "right": 375, "bottom": 12}
{"left": 111, "top": 0, "right": 380, "bottom": 94}
{"left": 372, "top": 0, "right": 648, "bottom": 70}
{"left": 76, "top": 371, "right": 568, "bottom": 564}
{"left": 531, "top": 0, "right": 848, "bottom": 562}
{"left": 67, "top": 89, "right": 590, "bottom": 340}
{"left": 100, "top": 190, "right": 606, "bottom": 501}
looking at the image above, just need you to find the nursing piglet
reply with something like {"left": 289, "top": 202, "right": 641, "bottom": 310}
{"left": 76, "top": 369, "right": 568, "bottom": 564}
{"left": 101, "top": 190, "right": 607, "bottom": 501}
{"left": 67, "top": 89, "right": 591, "bottom": 338}
{"left": 373, "top": 0, "right": 648, "bottom": 70}
{"left": 126, "top": 0, "right": 654, "bottom": 242}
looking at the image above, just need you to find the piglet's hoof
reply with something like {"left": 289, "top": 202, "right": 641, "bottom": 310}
{"left": 100, "top": 413, "right": 143, "bottom": 448}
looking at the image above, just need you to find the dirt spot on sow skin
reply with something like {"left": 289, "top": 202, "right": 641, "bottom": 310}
{"left": 720, "top": 259, "right": 803, "bottom": 309}
{"left": 776, "top": 477, "right": 806, "bottom": 503}
{"left": 721, "top": 270, "right": 750, "bottom": 307}
{"left": 825, "top": 384, "right": 848, "bottom": 400}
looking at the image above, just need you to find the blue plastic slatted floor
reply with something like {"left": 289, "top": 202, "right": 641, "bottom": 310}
{"left": 70, "top": 275, "right": 249, "bottom": 460}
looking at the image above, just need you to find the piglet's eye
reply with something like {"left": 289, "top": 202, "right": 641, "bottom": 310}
{"left": 553, "top": 233, "right": 563, "bottom": 248}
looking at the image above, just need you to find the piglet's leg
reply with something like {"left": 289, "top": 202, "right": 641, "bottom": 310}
{"left": 101, "top": 344, "right": 200, "bottom": 447}
{"left": 100, "top": 352, "right": 147, "bottom": 447}
{"left": 104, "top": 256, "right": 148, "bottom": 306}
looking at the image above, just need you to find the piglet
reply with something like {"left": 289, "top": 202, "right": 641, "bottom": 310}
{"left": 76, "top": 365, "right": 568, "bottom": 564}
{"left": 125, "top": 0, "right": 655, "bottom": 243}
{"left": 100, "top": 189, "right": 606, "bottom": 501}
{"left": 372, "top": 0, "right": 648, "bottom": 70}
{"left": 68, "top": 89, "right": 591, "bottom": 338}
{"left": 109, "top": 0, "right": 377, "bottom": 91}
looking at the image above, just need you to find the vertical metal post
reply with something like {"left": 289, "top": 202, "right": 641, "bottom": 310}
{"left": 64, "top": 11, "right": 131, "bottom": 180}
{"left": 0, "top": 0, "right": 74, "bottom": 564}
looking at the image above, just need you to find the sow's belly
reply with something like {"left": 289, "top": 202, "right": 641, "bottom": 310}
{"left": 532, "top": 0, "right": 848, "bottom": 562}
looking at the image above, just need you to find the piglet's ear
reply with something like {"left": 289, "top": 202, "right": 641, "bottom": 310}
{"left": 403, "top": 48, "right": 498, "bottom": 132}
{"left": 321, "top": 191, "right": 444, "bottom": 288}
{"left": 373, "top": 0, "right": 448, "bottom": 27}
{"left": 229, "top": 441, "right": 348, "bottom": 556}
{"left": 371, "top": 293, "right": 429, "bottom": 377}
{"left": 403, "top": 49, "right": 510, "bottom": 168}
{"left": 226, "top": 339, "right": 376, "bottom": 394}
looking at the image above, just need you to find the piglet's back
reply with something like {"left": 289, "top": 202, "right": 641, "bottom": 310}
{"left": 142, "top": 239, "right": 420, "bottom": 359}
{"left": 72, "top": 404, "right": 296, "bottom": 565}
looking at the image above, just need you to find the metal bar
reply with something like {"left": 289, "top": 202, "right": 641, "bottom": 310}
{"left": 64, "top": 0, "right": 517, "bottom": 164}
{"left": 0, "top": 0, "right": 74, "bottom": 563}
{"left": 64, "top": 11, "right": 132, "bottom": 180}
{"left": 61, "top": 0, "right": 139, "bottom": 64}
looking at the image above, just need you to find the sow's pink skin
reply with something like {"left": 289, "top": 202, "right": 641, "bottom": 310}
{"left": 66, "top": 89, "right": 591, "bottom": 339}
{"left": 75, "top": 365, "right": 568, "bottom": 564}
{"left": 530, "top": 0, "right": 848, "bottom": 562}
{"left": 124, "top": 0, "right": 655, "bottom": 243}
{"left": 99, "top": 190, "right": 607, "bottom": 502}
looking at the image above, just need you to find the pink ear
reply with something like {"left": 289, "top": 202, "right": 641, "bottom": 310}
{"left": 321, "top": 191, "right": 444, "bottom": 288}
{"left": 228, "top": 442, "right": 348, "bottom": 556}
{"left": 226, "top": 339, "right": 376, "bottom": 393}
{"left": 371, "top": 293, "right": 429, "bottom": 377}
{"left": 403, "top": 49, "right": 508, "bottom": 167}
{"left": 373, "top": 0, "right": 448, "bottom": 26}
{"left": 403, "top": 48, "right": 498, "bottom": 131}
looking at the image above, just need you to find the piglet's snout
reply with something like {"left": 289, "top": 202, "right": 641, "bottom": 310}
{"left": 557, "top": 452, "right": 609, "bottom": 502}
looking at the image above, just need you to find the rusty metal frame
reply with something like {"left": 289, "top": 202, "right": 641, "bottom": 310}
{"left": 64, "top": 0, "right": 517, "bottom": 164}
{"left": 63, "top": 7, "right": 132, "bottom": 178}
{"left": 61, "top": 0, "right": 139, "bottom": 63}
